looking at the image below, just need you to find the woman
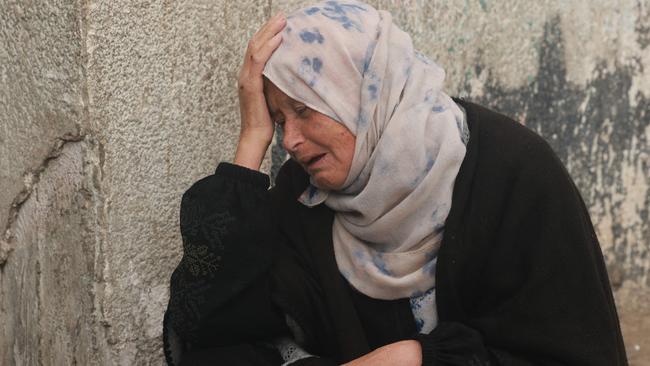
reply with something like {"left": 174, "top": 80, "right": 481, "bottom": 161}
{"left": 163, "top": 1, "right": 627, "bottom": 365}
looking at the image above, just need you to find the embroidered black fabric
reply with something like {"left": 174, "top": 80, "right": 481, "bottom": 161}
{"left": 164, "top": 163, "right": 288, "bottom": 360}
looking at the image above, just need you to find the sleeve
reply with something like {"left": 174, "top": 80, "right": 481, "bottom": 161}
{"left": 413, "top": 139, "right": 627, "bottom": 365}
{"left": 272, "top": 337, "right": 339, "bottom": 366}
{"left": 287, "top": 358, "right": 339, "bottom": 366}
{"left": 163, "top": 162, "right": 291, "bottom": 366}
{"left": 414, "top": 322, "right": 490, "bottom": 365}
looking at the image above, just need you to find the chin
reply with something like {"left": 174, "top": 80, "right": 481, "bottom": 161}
{"left": 312, "top": 178, "right": 330, "bottom": 190}
{"left": 312, "top": 175, "right": 343, "bottom": 191}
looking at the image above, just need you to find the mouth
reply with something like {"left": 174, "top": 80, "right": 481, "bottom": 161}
{"left": 305, "top": 153, "right": 326, "bottom": 169}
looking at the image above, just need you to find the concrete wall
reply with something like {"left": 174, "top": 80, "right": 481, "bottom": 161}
{"left": 0, "top": 0, "right": 99, "bottom": 364}
{"left": 0, "top": 0, "right": 648, "bottom": 365}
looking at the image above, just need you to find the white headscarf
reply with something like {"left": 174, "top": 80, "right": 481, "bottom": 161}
{"left": 263, "top": 0, "right": 468, "bottom": 302}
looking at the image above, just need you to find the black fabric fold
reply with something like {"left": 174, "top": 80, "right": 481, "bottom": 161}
{"left": 177, "top": 343, "right": 283, "bottom": 366}
{"left": 289, "top": 357, "right": 339, "bottom": 366}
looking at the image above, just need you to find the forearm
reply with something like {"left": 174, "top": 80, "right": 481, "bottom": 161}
{"left": 341, "top": 340, "right": 422, "bottom": 366}
{"left": 234, "top": 133, "right": 271, "bottom": 171}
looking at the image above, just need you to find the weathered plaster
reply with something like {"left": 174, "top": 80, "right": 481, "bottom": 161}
{"left": 0, "top": 0, "right": 85, "bottom": 233}
{"left": 0, "top": 142, "right": 97, "bottom": 365}
{"left": 83, "top": 0, "right": 272, "bottom": 363}
{"left": 0, "top": 0, "right": 98, "bottom": 363}
{"left": 1, "top": 0, "right": 648, "bottom": 365}
{"left": 1, "top": 134, "right": 85, "bottom": 266}
{"left": 462, "top": 17, "right": 649, "bottom": 288}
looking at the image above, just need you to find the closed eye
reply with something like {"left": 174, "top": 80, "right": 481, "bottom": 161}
{"left": 295, "top": 105, "right": 309, "bottom": 116}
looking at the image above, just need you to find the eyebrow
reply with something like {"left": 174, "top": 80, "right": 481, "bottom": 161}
{"left": 267, "top": 99, "right": 305, "bottom": 120}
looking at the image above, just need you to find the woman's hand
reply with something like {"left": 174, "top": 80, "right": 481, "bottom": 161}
{"left": 341, "top": 340, "right": 422, "bottom": 366}
{"left": 233, "top": 12, "right": 286, "bottom": 171}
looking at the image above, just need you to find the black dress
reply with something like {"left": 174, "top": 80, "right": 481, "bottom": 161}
{"left": 163, "top": 100, "right": 628, "bottom": 366}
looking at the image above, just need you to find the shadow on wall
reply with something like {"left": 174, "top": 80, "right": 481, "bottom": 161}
{"left": 270, "top": 16, "right": 649, "bottom": 288}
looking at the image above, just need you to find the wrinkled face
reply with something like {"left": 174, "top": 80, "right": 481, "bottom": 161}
{"left": 264, "top": 79, "right": 356, "bottom": 190}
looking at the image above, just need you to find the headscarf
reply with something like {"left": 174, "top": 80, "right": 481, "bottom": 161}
{"left": 263, "top": 1, "right": 468, "bottom": 304}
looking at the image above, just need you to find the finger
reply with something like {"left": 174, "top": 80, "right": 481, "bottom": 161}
{"left": 252, "top": 13, "right": 286, "bottom": 50}
{"left": 256, "top": 12, "right": 283, "bottom": 36}
{"left": 248, "top": 33, "right": 282, "bottom": 71}
{"left": 247, "top": 16, "right": 279, "bottom": 57}
{"left": 249, "top": 13, "right": 280, "bottom": 51}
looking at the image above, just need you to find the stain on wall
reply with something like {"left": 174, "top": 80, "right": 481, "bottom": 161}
{"left": 460, "top": 17, "right": 649, "bottom": 288}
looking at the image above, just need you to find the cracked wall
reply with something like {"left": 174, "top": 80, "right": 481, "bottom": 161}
{"left": 0, "top": 0, "right": 648, "bottom": 365}
{"left": 0, "top": 141, "right": 98, "bottom": 365}
{"left": 0, "top": 0, "right": 103, "bottom": 364}
{"left": 0, "top": 0, "right": 85, "bottom": 234}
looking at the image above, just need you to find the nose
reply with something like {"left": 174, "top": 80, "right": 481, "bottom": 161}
{"left": 281, "top": 117, "right": 304, "bottom": 154}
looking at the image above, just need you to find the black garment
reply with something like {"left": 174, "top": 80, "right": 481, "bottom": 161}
{"left": 163, "top": 100, "right": 627, "bottom": 366}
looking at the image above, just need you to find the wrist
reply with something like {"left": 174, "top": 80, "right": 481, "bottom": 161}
{"left": 233, "top": 135, "right": 271, "bottom": 171}
{"left": 239, "top": 129, "right": 273, "bottom": 146}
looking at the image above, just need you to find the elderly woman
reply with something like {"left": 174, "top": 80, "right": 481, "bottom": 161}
{"left": 163, "top": 1, "right": 627, "bottom": 365}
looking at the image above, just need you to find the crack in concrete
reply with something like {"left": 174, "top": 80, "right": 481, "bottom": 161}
{"left": 0, "top": 133, "right": 85, "bottom": 266}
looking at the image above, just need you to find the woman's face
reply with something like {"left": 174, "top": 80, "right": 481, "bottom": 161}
{"left": 264, "top": 80, "right": 356, "bottom": 190}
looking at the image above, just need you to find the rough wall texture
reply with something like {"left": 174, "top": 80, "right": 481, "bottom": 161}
{"left": 0, "top": 142, "right": 98, "bottom": 365}
{"left": 0, "top": 0, "right": 648, "bottom": 365}
{"left": 0, "top": 0, "right": 99, "bottom": 364}
{"left": 0, "top": 0, "right": 85, "bottom": 262}
{"left": 83, "top": 0, "right": 271, "bottom": 363}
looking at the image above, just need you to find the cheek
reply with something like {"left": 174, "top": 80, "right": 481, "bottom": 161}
{"left": 329, "top": 138, "right": 354, "bottom": 184}
{"left": 338, "top": 133, "right": 355, "bottom": 167}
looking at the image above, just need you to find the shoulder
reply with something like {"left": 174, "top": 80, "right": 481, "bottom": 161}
{"left": 458, "top": 99, "right": 570, "bottom": 184}
{"left": 448, "top": 99, "right": 583, "bottom": 231}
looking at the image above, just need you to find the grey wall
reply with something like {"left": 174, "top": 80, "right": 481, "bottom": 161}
{"left": 1, "top": 0, "right": 648, "bottom": 365}
{"left": 0, "top": 0, "right": 97, "bottom": 364}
